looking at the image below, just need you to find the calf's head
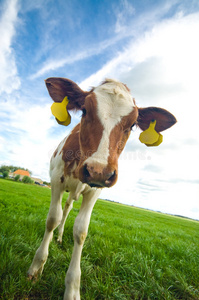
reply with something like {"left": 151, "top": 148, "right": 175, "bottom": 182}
{"left": 46, "top": 78, "right": 176, "bottom": 188}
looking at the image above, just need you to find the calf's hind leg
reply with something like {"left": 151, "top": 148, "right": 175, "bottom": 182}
{"left": 57, "top": 193, "right": 74, "bottom": 244}
{"left": 28, "top": 183, "right": 64, "bottom": 279}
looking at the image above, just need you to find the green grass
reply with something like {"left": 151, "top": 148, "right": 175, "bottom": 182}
{"left": 0, "top": 178, "right": 199, "bottom": 300}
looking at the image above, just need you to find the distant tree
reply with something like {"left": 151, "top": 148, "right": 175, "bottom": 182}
{"left": 14, "top": 175, "right": 20, "bottom": 181}
{"left": 0, "top": 165, "right": 32, "bottom": 175}
{"left": 22, "top": 176, "right": 34, "bottom": 184}
{"left": 2, "top": 171, "right": 9, "bottom": 178}
{"left": 0, "top": 165, "right": 10, "bottom": 173}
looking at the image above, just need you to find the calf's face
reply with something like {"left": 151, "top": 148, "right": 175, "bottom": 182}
{"left": 77, "top": 81, "right": 138, "bottom": 188}
{"left": 45, "top": 77, "right": 176, "bottom": 188}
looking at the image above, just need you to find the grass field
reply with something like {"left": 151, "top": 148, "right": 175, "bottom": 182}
{"left": 0, "top": 178, "right": 199, "bottom": 300}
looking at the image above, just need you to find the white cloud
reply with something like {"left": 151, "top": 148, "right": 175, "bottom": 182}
{"left": 29, "top": 0, "right": 182, "bottom": 81}
{"left": 0, "top": 99, "right": 69, "bottom": 181}
{"left": 30, "top": 34, "right": 132, "bottom": 80}
{"left": 0, "top": 136, "right": 5, "bottom": 151}
{"left": 80, "top": 11, "right": 199, "bottom": 91}
{"left": 0, "top": 0, "right": 20, "bottom": 95}
{"left": 114, "top": 0, "right": 135, "bottom": 33}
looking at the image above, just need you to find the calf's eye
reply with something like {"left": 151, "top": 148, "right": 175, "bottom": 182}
{"left": 130, "top": 123, "right": 136, "bottom": 131}
{"left": 82, "top": 108, "right": 87, "bottom": 117}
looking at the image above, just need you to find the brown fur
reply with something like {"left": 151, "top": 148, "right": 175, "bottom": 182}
{"left": 61, "top": 124, "right": 81, "bottom": 177}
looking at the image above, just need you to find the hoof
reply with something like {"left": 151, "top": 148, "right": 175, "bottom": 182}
{"left": 27, "top": 264, "right": 43, "bottom": 282}
{"left": 57, "top": 237, "right": 62, "bottom": 244}
{"left": 27, "top": 272, "right": 38, "bottom": 283}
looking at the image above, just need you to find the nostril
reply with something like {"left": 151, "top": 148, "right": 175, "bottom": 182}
{"left": 83, "top": 164, "right": 90, "bottom": 178}
{"left": 105, "top": 170, "right": 116, "bottom": 185}
{"left": 109, "top": 170, "right": 116, "bottom": 180}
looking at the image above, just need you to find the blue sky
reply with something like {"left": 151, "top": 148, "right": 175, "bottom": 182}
{"left": 0, "top": 0, "right": 199, "bottom": 220}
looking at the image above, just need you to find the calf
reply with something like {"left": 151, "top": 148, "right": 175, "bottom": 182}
{"left": 28, "top": 78, "right": 176, "bottom": 299}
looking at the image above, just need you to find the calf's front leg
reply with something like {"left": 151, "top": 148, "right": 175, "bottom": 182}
{"left": 28, "top": 183, "right": 64, "bottom": 279}
{"left": 64, "top": 188, "right": 101, "bottom": 300}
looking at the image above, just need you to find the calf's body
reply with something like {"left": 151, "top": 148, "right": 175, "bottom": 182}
{"left": 28, "top": 78, "right": 176, "bottom": 299}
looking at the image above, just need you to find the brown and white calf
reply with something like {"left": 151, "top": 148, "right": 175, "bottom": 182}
{"left": 28, "top": 78, "right": 176, "bottom": 299}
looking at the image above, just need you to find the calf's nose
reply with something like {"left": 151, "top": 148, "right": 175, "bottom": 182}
{"left": 83, "top": 164, "right": 117, "bottom": 188}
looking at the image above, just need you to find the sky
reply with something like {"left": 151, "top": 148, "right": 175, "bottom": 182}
{"left": 0, "top": 0, "right": 199, "bottom": 220}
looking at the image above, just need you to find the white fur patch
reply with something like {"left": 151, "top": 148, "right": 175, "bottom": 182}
{"left": 85, "top": 79, "right": 135, "bottom": 166}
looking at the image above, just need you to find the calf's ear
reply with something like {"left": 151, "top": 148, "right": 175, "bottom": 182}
{"left": 45, "top": 77, "right": 89, "bottom": 111}
{"left": 137, "top": 107, "right": 177, "bottom": 132}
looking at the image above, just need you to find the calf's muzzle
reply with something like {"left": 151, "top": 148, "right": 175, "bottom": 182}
{"left": 82, "top": 163, "right": 117, "bottom": 188}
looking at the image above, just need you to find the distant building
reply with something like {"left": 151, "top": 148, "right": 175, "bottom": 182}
{"left": 31, "top": 177, "right": 43, "bottom": 184}
{"left": 13, "top": 169, "right": 30, "bottom": 179}
{"left": 10, "top": 170, "right": 44, "bottom": 185}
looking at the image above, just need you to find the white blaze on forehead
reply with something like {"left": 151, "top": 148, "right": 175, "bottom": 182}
{"left": 85, "top": 79, "right": 135, "bottom": 166}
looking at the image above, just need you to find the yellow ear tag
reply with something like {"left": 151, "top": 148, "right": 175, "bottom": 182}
{"left": 51, "top": 96, "right": 71, "bottom": 126}
{"left": 139, "top": 120, "right": 163, "bottom": 147}
{"left": 145, "top": 133, "right": 163, "bottom": 147}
